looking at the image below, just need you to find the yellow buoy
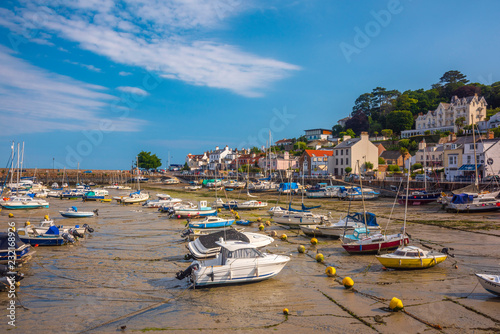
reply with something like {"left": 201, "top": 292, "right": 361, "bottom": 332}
{"left": 325, "top": 266, "right": 336, "bottom": 277}
{"left": 26, "top": 221, "right": 31, "bottom": 226}
{"left": 389, "top": 297, "right": 404, "bottom": 311}
{"left": 283, "top": 308, "right": 289, "bottom": 315}
{"left": 280, "top": 234, "right": 287, "bottom": 241}
{"left": 44, "top": 215, "right": 49, "bottom": 220}
{"left": 257, "top": 217, "right": 262, "bottom": 222}
{"left": 265, "top": 220, "right": 271, "bottom": 226}
{"left": 259, "top": 224, "right": 265, "bottom": 231}
{"left": 315, "top": 253, "right": 324, "bottom": 262}
{"left": 270, "top": 231, "right": 278, "bottom": 238}
{"left": 342, "top": 277, "right": 354, "bottom": 289}
{"left": 217, "top": 208, "right": 221, "bottom": 213}
{"left": 298, "top": 245, "right": 306, "bottom": 253}
{"left": 310, "top": 237, "right": 318, "bottom": 245}
{"left": 9, "top": 213, "right": 14, "bottom": 218}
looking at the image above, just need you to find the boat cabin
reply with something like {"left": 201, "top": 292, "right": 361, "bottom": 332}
{"left": 218, "top": 241, "right": 263, "bottom": 265}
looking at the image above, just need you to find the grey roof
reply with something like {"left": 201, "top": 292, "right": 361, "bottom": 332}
{"left": 380, "top": 150, "right": 403, "bottom": 160}
{"left": 335, "top": 138, "right": 361, "bottom": 149}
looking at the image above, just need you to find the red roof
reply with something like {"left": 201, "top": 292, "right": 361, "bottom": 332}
{"left": 304, "top": 149, "right": 333, "bottom": 157}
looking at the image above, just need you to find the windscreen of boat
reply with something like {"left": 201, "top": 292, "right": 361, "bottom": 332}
{"left": 228, "top": 248, "right": 262, "bottom": 259}
{"left": 393, "top": 250, "right": 406, "bottom": 256}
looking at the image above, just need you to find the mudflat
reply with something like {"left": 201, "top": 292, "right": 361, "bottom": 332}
{"left": 0, "top": 186, "right": 499, "bottom": 333}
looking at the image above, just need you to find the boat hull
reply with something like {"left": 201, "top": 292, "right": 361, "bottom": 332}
{"left": 342, "top": 237, "right": 409, "bottom": 254}
{"left": 376, "top": 254, "right": 447, "bottom": 269}
{"left": 1, "top": 204, "right": 49, "bottom": 209}
{"left": 59, "top": 212, "right": 94, "bottom": 218}
{"left": 475, "top": 274, "right": 500, "bottom": 296}
{"left": 174, "top": 209, "right": 217, "bottom": 218}
{"left": 19, "top": 236, "right": 66, "bottom": 246}
{"left": 189, "top": 219, "right": 234, "bottom": 229}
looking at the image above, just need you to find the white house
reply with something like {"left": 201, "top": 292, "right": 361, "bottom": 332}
{"left": 208, "top": 146, "right": 232, "bottom": 170}
{"left": 402, "top": 94, "right": 488, "bottom": 138}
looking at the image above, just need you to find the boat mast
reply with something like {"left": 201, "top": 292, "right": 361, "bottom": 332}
{"left": 77, "top": 162, "right": 80, "bottom": 185}
{"left": 402, "top": 155, "right": 411, "bottom": 241}
{"left": 9, "top": 141, "right": 15, "bottom": 186}
{"left": 136, "top": 156, "right": 140, "bottom": 191}
{"left": 423, "top": 139, "right": 427, "bottom": 191}
{"left": 16, "top": 143, "right": 20, "bottom": 196}
{"left": 357, "top": 160, "right": 367, "bottom": 231}
{"left": 472, "top": 108, "right": 480, "bottom": 188}
{"left": 20, "top": 141, "right": 24, "bottom": 181}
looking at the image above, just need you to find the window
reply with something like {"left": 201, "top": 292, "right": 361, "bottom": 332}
{"left": 340, "top": 158, "right": 343, "bottom": 165}
{"left": 467, "top": 156, "right": 471, "bottom": 164}
{"left": 346, "top": 158, "right": 349, "bottom": 165}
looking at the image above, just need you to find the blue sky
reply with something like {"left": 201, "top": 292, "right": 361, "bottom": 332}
{"left": 1, "top": 0, "right": 500, "bottom": 170}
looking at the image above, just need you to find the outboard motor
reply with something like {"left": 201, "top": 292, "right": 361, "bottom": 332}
{"left": 175, "top": 263, "right": 199, "bottom": 280}
{"left": 441, "top": 248, "right": 455, "bottom": 258}
{"left": 82, "top": 224, "right": 94, "bottom": 233}
{"left": 180, "top": 229, "right": 193, "bottom": 238}
{"left": 93, "top": 209, "right": 99, "bottom": 216}
{"left": 61, "top": 232, "right": 75, "bottom": 243}
{"left": 69, "top": 228, "right": 84, "bottom": 239}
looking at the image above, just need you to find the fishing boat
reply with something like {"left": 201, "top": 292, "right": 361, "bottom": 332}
{"left": 176, "top": 239, "right": 290, "bottom": 287}
{"left": 187, "top": 230, "right": 274, "bottom": 260}
{"left": 445, "top": 192, "right": 500, "bottom": 213}
{"left": 375, "top": 246, "right": 448, "bottom": 269}
{"left": 17, "top": 225, "right": 74, "bottom": 246}
{"left": 0, "top": 196, "right": 49, "bottom": 209}
{"left": 475, "top": 273, "right": 500, "bottom": 296}
{"left": 188, "top": 217, "right": 235, "bottom": 229}
{"left": 173, "top": 201, "right": 217, "bottom": 218}
{"left": 0, "top": 232, "right": 34, "bottom": 265}
{"left": 59, "top": 206, "right": 97, "bottom": 218}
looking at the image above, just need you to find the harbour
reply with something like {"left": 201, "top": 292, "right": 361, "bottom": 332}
{"left": 0, "top": 184, "right": 499, "bottom": 333}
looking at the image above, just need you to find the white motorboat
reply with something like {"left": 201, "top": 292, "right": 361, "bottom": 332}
{"left": 268, "top": 206, "right": 288, "bottom": 216}
{"left": 143, "top": 195, "right": 182, "bottom": 208}
{"left": 338, "top": 186, "right": 379, "bottom": 200}
{"left": 236, "top": 200, "right": 268, "bottom": 210}
{"left": 120, "top": 190, "right": 149, "bottom": 204}
{"left": 273, "top": 211, "right": 329, "bottom": 226}
{"left": 176, "top": 239, "right": 290, "bottom": 286}
{"left": 0, "top": 196, "right": 49, "bottom": 209}
{"left": 173, "top": 201, "right": 217, "bottom": 218}
{"left": 29, "top": 219, "right": 92, "bottom": 235}
{"left": 163, "top": 178, "right": 179, "bottom": 184}
{"left": 211, "top": 198, "right": 225, "bottom": 209}
{"left": 248, "top": 181, "right": 279, "bottom": 192}
{"left": 475, "top": 273, "right": 500, "bottom": 296}
{"left": 187, "top": 230, "right": 274, "bottom": 260}
{"left": 185, "top": 185, "right": 202, "bottom": 191}
{"left": 59, "top": 206, "right": 97, "bottom": 218}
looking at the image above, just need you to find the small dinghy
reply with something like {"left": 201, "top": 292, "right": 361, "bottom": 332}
{"left": 475, "top": 273, "right": 500, "bottom": 296}
{"left": 17, "top": 225, "right": 75, "bottom": 246}
{"left": 0, "top": 232, "right": 34, "bottom": 265}
{"left": 59, "top": 206, "right": 97, "bottom": 218}
{"left": 188, "top": 217, "right": 234, "bottom": 229}
{"left": 187, "top": 229, "right": 274, "bottom": 260}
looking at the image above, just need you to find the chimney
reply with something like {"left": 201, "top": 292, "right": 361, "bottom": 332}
{"left": 343, "top": 135, "right": 351, "bottom": 141}
{"left": 360, "top": 132, "right": 368, "bottom": 140}
{"left": 215, "top": 146, "right": 219, "bottom": 150}
{"left": 449, "top": 133, "right": 456, "bottom": 142}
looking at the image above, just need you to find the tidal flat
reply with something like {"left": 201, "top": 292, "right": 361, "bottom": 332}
{"left": 0, "top": 185, "right": 499, "bottom": 333}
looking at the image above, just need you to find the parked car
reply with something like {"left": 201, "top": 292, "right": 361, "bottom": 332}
{"left": 415, "top": 174, "right": 433, "bottom": 181}
{"left": 483, "top": 175, "right": 500, "bottom": 182}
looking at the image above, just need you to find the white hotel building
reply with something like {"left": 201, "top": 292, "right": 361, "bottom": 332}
{"left": 402, "top": 95, "right": 487, "bottom": 138}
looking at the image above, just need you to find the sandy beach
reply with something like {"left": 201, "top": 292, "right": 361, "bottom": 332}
{"left": 0, "top": 185, "right": 499, "bottom": 333}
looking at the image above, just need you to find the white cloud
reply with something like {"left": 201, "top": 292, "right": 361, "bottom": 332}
{"left": 117, "top": 86, "right": 150, "bottom": 96}
{"left": 0, "top": 46, "right": 145, "bottom": 136}
{"left": 0, "top": 0, "right": 300, "bottom": 97}
{"left": 65, "top": 59, "right": 102, "bottom": 72}
{"left": 118, "top": 71, "right": 132, "bottom": 76}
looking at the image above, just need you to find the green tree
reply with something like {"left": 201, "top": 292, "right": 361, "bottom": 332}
{"left": 331, "top": 124, "right": 344, "bottom": 137}
{"left": 386, "top": 110, "right": 414, "bottom": 134}
{"left": 440, "top": 70, "right": 469, "bottom": 85}
{"left": 294, "top": 141, "right": 307, "bottom": 151}
{"left": 398, "top": 139, "right": 410, "bottom": 148}
{"left": 345, "top": 167, "right": 352, "bottom": 174}
{"left": 387, "top": 165, "right": 400, "bottom": 172}
{"left": 378, "top": 157, "right": 386, "bottom": 165}
{"left": 182, "top": 162, "right": 190, "bottom": 171}
{"left": 137, "top": 151, "right": 162, "bottom": 170}
{"left": 381, "top": 129, "right": 393, "bottom": 138}
{"left": 493, "top": 126, "right": 500, "bottom": 138}
{"left": 365, "top": 161, "right": 374, "bottom": 170}
{"left": 455, "top": 116, "right": 466, "bottom": 132}
{"left": 250, "top": 147, "right": 261, "bottom": 154}
{"left": 411, "top": 163, "right": 423, "bottom": 171}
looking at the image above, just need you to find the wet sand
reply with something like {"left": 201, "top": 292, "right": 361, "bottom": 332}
{"left": 0, "top": 186, "right": 499, "bottom": 333}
